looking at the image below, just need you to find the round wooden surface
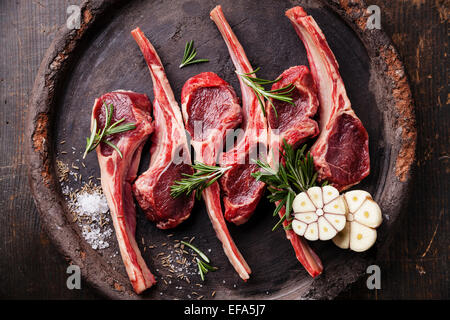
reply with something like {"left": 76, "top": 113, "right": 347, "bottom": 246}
{"left": 27, "top": 0, "right": 416, "bottom": 299}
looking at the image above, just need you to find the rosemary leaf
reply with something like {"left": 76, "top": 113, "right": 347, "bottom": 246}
{"left": 83, "top": 102, "right": 136, "bottom": 159}
{"left": 197, "top": 260, "right": 205, "bottom": 281}
{"left": 200, "top": 260, "right": 218, "bottom": 272}
{"left": 103, "top": 140, "right": 123, "bottom": 159}
{"left": 182, "top": 241, "right": 217, "bottom": 282}
{"left": 273, "top": 198, "right": 287, "bottom": 217}
{"left": 171, "top": 162, "right": 231, "bottom": 199}
{"left": 181, "top": 241, "right": 210, "bottom": 263}
{"left": 252, "top": 140, "right": 324, "bottom": 231}
{"left": 83, "top": 119, "right": 98, "bottom": 159}
{"left": 179, "top": 40, "right": 209, "bottom": 68}
{"left": 236, "top": 67, "right": 295, "bottom": 117}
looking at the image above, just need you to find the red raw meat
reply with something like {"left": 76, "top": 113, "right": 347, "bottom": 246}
{"left": 286, "top": 7, "right": 370, "bottom": 191}
{"left": 93, "top": 91, "right": 156, "bottom": 293}
{"left": 181, "top": 72, "right": 251, "bottom": 280}
{"left": 131, "top": 28, "right": 195, "bottom": 229}
{"left": 267, "top": 66, "right": 323, "bottom": 277}
{"left": 279, "top": 210, "right": 323, "bottom": 277}
{"left": 267, "top": 65, "right": 319, "bottom": 155}
{"left": 210, "top": 5, "right": 268, "bottom": 225}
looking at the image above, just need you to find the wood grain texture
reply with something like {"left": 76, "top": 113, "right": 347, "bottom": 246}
{"left": 0, "top": 0, "right": 99, "bottom": 299}
{"left": 0, "top": 0, "right": 447, "bottom": 299}
{"left": 338, "top": 0, "right": 449, "bottom": 299}
{"left": 27, "top": 0, "right": 415, "bottom": 299}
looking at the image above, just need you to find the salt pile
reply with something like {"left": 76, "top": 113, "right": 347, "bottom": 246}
{"left": 70, "top": 190, "right": 113, "bottom": 250}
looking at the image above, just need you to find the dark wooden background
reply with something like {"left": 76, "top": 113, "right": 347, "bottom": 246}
{"left": 0, "top": 0, "right": 448, "bottom": 299}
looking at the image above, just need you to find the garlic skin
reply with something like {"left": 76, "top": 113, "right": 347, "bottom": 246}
{"left": 332, "top": 190, "right": 382, "bottom": 252}
{"left": 292, "top": 185, "right": 347, "bottom": 241}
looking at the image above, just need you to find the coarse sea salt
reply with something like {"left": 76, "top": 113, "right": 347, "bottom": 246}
{"left": 70, "top": 190, "right": 113, "bottom": 250}
{"left": 77, "top": 192, "right": 109, "bottom": 215}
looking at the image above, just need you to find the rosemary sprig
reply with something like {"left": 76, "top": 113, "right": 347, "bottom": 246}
{"left": 179, "top": 40, "right": 209, "bottom": 68}
{"left": 181, "top": 240, "right": 210, "bottom": 263}
{"left": 170, "top": 161, "right": 232, "bottom": 200}
{"left": 236, "top": 67, "right": 295, "bottom": 117}
{"left": 252, "top": 140, "right": 321, "bottom": 231}
{"left": 83, "top": 102, "right": 136, "bottom": 159}
{"left": 197, "top": 258, "right": 218, "bottom": 281}
{"left": 181, "top": 241, "right": 218, "bottom": 281}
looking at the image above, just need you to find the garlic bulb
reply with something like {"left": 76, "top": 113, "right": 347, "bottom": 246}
{"left": 332, "top": 190, "right": 382, "bottom": 252}
{"left": 291, "top": 186, "right": 347, "bottom": 241}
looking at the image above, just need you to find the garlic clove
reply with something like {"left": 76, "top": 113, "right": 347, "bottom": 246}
{"left": 292, "top": 186, "right": 347, "bottom": 241}
{"left": 323, "top": 196, "right": 347, "bottom": 215}
{"left": 322, "top": 185, "right": 340, "bottom": 204}
{"left": 349, "top": 222, "right": 377, "bottom": 252}
{"left": 292, "top": 219, "right": 308, "bottom": 236}
{"left": 332, "top": 222, "right": 351, "bottom": 249}
{"left": 293, "top": 192, "right": 316, "bottom": 213}
{"left": 307, "top": 186, "right": 323, "bottom": 209}
{"left": 325, "top": 213, "right": 347, "bottom": 231}
{"left": 332, "top": 189, "right": 382, "bottom": 252}
{"left": 304, "top": 222, "right": 319, "bottom": 241}
{"left": 318, "top": 216, "right": 337, "bottom": 240}
{"left": 294, "top": 212, "right": 318, "bottom": 224}
{"left": 353, "top": 199, "right": 382, "bottom": 228}
{"left": 344, "top": 190, "right": 372, "bottom": 213}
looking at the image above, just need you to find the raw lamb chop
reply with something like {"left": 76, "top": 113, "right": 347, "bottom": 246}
{"left": 267, "top": 65, "right": 319, "bottom": 157}
{"left": 181, "top": 72, "right": 251, "bottom": 280}
{"left": 93, "top": 91, "right": 156, "bottom": 294}
{"left": 131, "top": 27, "right": 195, "bottom": 229}
{"left": 267, "top": 66, "right": 323, "bottom": 277}
{"left": 286, "top": 7, "right": 370, "bottom": 191}
{"left": 210, "top": 5, "right": 268, "bottom": 225}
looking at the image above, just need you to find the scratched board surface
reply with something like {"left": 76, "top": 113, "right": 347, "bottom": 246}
{"left": 51, "top": 0, "right": 386, "bottom": 299}
{"left": 3, "top": 0, "right": 447, "bottom": 300}
{"left": 21, "top": 0, "right": 423, "bottom": 299}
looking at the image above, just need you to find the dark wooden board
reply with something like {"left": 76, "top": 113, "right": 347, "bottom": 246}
{"left": 2, "top": 3, "right": 442, "bottom": 297}
{"left": 26, "top": 0, "right": 417, "bottom": 299}
{"left": 339, "top": 0, "right": 449, "bottom": 299}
